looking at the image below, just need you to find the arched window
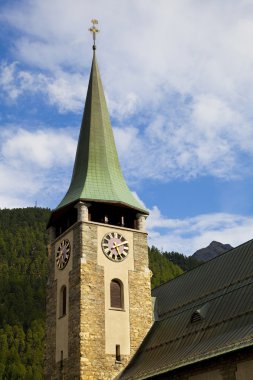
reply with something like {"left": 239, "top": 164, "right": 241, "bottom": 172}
{"left": 110, "top": 279, "right": 124, "bottom": 309}
{"left": 60, "top": 285, "right": 67, "bottom": 317}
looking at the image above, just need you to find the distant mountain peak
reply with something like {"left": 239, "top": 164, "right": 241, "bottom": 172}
{"left": 192, "top": 241, "right": 233, "bottom": 262}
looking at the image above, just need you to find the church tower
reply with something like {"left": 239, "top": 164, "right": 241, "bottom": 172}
{"left": 45, "top": 21, "right": 152, "bottom": 380}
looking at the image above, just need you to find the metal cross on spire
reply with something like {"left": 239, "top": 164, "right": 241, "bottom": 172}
{"left": 89, "top": 19, "right": 99, "bottom": 50}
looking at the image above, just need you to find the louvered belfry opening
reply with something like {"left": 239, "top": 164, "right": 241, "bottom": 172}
{"left": 110, "top": 279, "right": 123, "bottom": 309}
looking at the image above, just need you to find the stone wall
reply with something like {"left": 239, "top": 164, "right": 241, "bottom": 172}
{"left": 45, "top": 221, "right": 153, "bottom": 380}
{"left": 79, "top": 222, "right": 106, "bottom": 379}
{"left": 129, "top": 231, "right": 153, "bottom": 355}
{"left": 67, "top": 223, "right": 81, "bottom": 379}
{"left": 44, "top": 223, "right": 81, "bottom": 380}
{"left": 79, "top": 223, "right": 136, "bottom": 379}
{"left": 78, "top": 223, "right": 152, "bottom": 379}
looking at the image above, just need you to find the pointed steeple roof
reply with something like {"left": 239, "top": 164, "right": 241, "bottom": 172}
{"left": 56, "top": 51, "right": 148, "bottom": 214}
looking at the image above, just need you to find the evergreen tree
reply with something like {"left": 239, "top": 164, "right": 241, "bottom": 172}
{"left": 149, "top": 246, "right": 183, "bottom": 288}
{"left": 163, "top": 251, "right": 203, "bottom": 271}
{"left": 0, "top": 208, "right": 49, "bottom": 378}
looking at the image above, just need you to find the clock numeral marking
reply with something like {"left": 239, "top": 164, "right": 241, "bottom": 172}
{"left": 56, "top": 239, "right": 71, "bottom": 270}
{"left": 101, "top": 232, "right": 129, "bottom": 262}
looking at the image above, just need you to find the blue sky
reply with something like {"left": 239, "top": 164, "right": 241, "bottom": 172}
{"left": 1, "top": 0, "right": 253, "bottom": 254}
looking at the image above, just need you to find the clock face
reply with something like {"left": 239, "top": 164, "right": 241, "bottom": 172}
{"left": 56, "top": 239, "right": 71, "bottom": 270}
{"left": 102, "top": 232, "right": 129, "bottom": 262}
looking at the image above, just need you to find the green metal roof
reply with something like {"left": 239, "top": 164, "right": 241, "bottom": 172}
{"left": 56, "top": 51, "right": 147, "bottom": 214}
{"left": 118, "top": 239, "right": 253, "bottom": 379}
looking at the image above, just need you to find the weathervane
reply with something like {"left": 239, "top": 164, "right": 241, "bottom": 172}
{"left": 89, "top": 19, "right": 99, "bottom": 50}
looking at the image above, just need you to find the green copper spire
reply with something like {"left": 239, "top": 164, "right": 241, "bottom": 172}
{"left": 56, "top": 49, "right": 147, "bottom": 214}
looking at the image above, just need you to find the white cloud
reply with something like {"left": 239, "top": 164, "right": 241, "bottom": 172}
{"left": 3, "top": 1, "right": 253, "bottom": 108}
{"left": 46, "top": 72, "right": 85, "bottom": 112}
{"left": 0, "top": 61, "right": 86, "bottom": 112}
{"left": 147, "top": 206, "right": 253, "bottom": 255}
{"left": 114, "top": 89, "right": 253, "bottom": 182}
{"left": 0, "top": 126, "right": 76, "bottom": 208}
{"left": 0, "top": 163, "right": 40, "bottom": 195}
{"left": 0, "top": 62, "right": 22, "bottom": 100}
{"left": 2, "top": 128, "right": 76, "bottom": 168}
{"left": 192, "top": 95, "right": 239, "bottom": 131}
{"left": 2, "top": 1, "right": 253, "bottom": 181}
{"left": 0, "top": 195, "right": 30, "bottom": 209}
{"left": 108, "top": 92, "right": 139, "bottom": 120}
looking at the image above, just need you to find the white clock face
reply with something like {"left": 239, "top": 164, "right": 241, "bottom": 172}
{"left": 102, "top": 232, "right": 129, "bottom": 262}
{"left": 56, "top": 239, "right": 71, "bottom": 270}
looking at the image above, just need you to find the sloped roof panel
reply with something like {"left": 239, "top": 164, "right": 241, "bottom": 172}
{"left": 152, "top": 239, "right": 253, "bottom": 317}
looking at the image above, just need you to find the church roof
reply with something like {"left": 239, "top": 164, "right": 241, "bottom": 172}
{"left": 118, "top": 238, "right": 253, "bottom": 379}
{"left": 56, "top": 50, "right": 147, "bottom": 214}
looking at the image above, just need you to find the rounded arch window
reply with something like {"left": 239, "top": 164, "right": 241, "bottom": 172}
{"left": 110, "top": 279, "right": 124, "bottom": 309}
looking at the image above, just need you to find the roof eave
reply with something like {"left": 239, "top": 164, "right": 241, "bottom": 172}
{"left": 120, "top": 339, "right": 253, "bottom": 380}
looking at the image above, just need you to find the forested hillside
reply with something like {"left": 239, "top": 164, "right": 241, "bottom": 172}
{"left": 149, "top": 246, "right": 183, "bottom": 288}
{"left": 0, "top": 208, "right": 50, "bottom": 379}
{"left": 0, "top": 208, "right": 188, "bottom": 379}
{"left": 163, "top": 251, "right": 203, "bottom": 272}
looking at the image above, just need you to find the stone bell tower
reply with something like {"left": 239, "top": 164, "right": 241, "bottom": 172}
{"left": 44, "top": 20, "right": 152, "bottom": 380}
